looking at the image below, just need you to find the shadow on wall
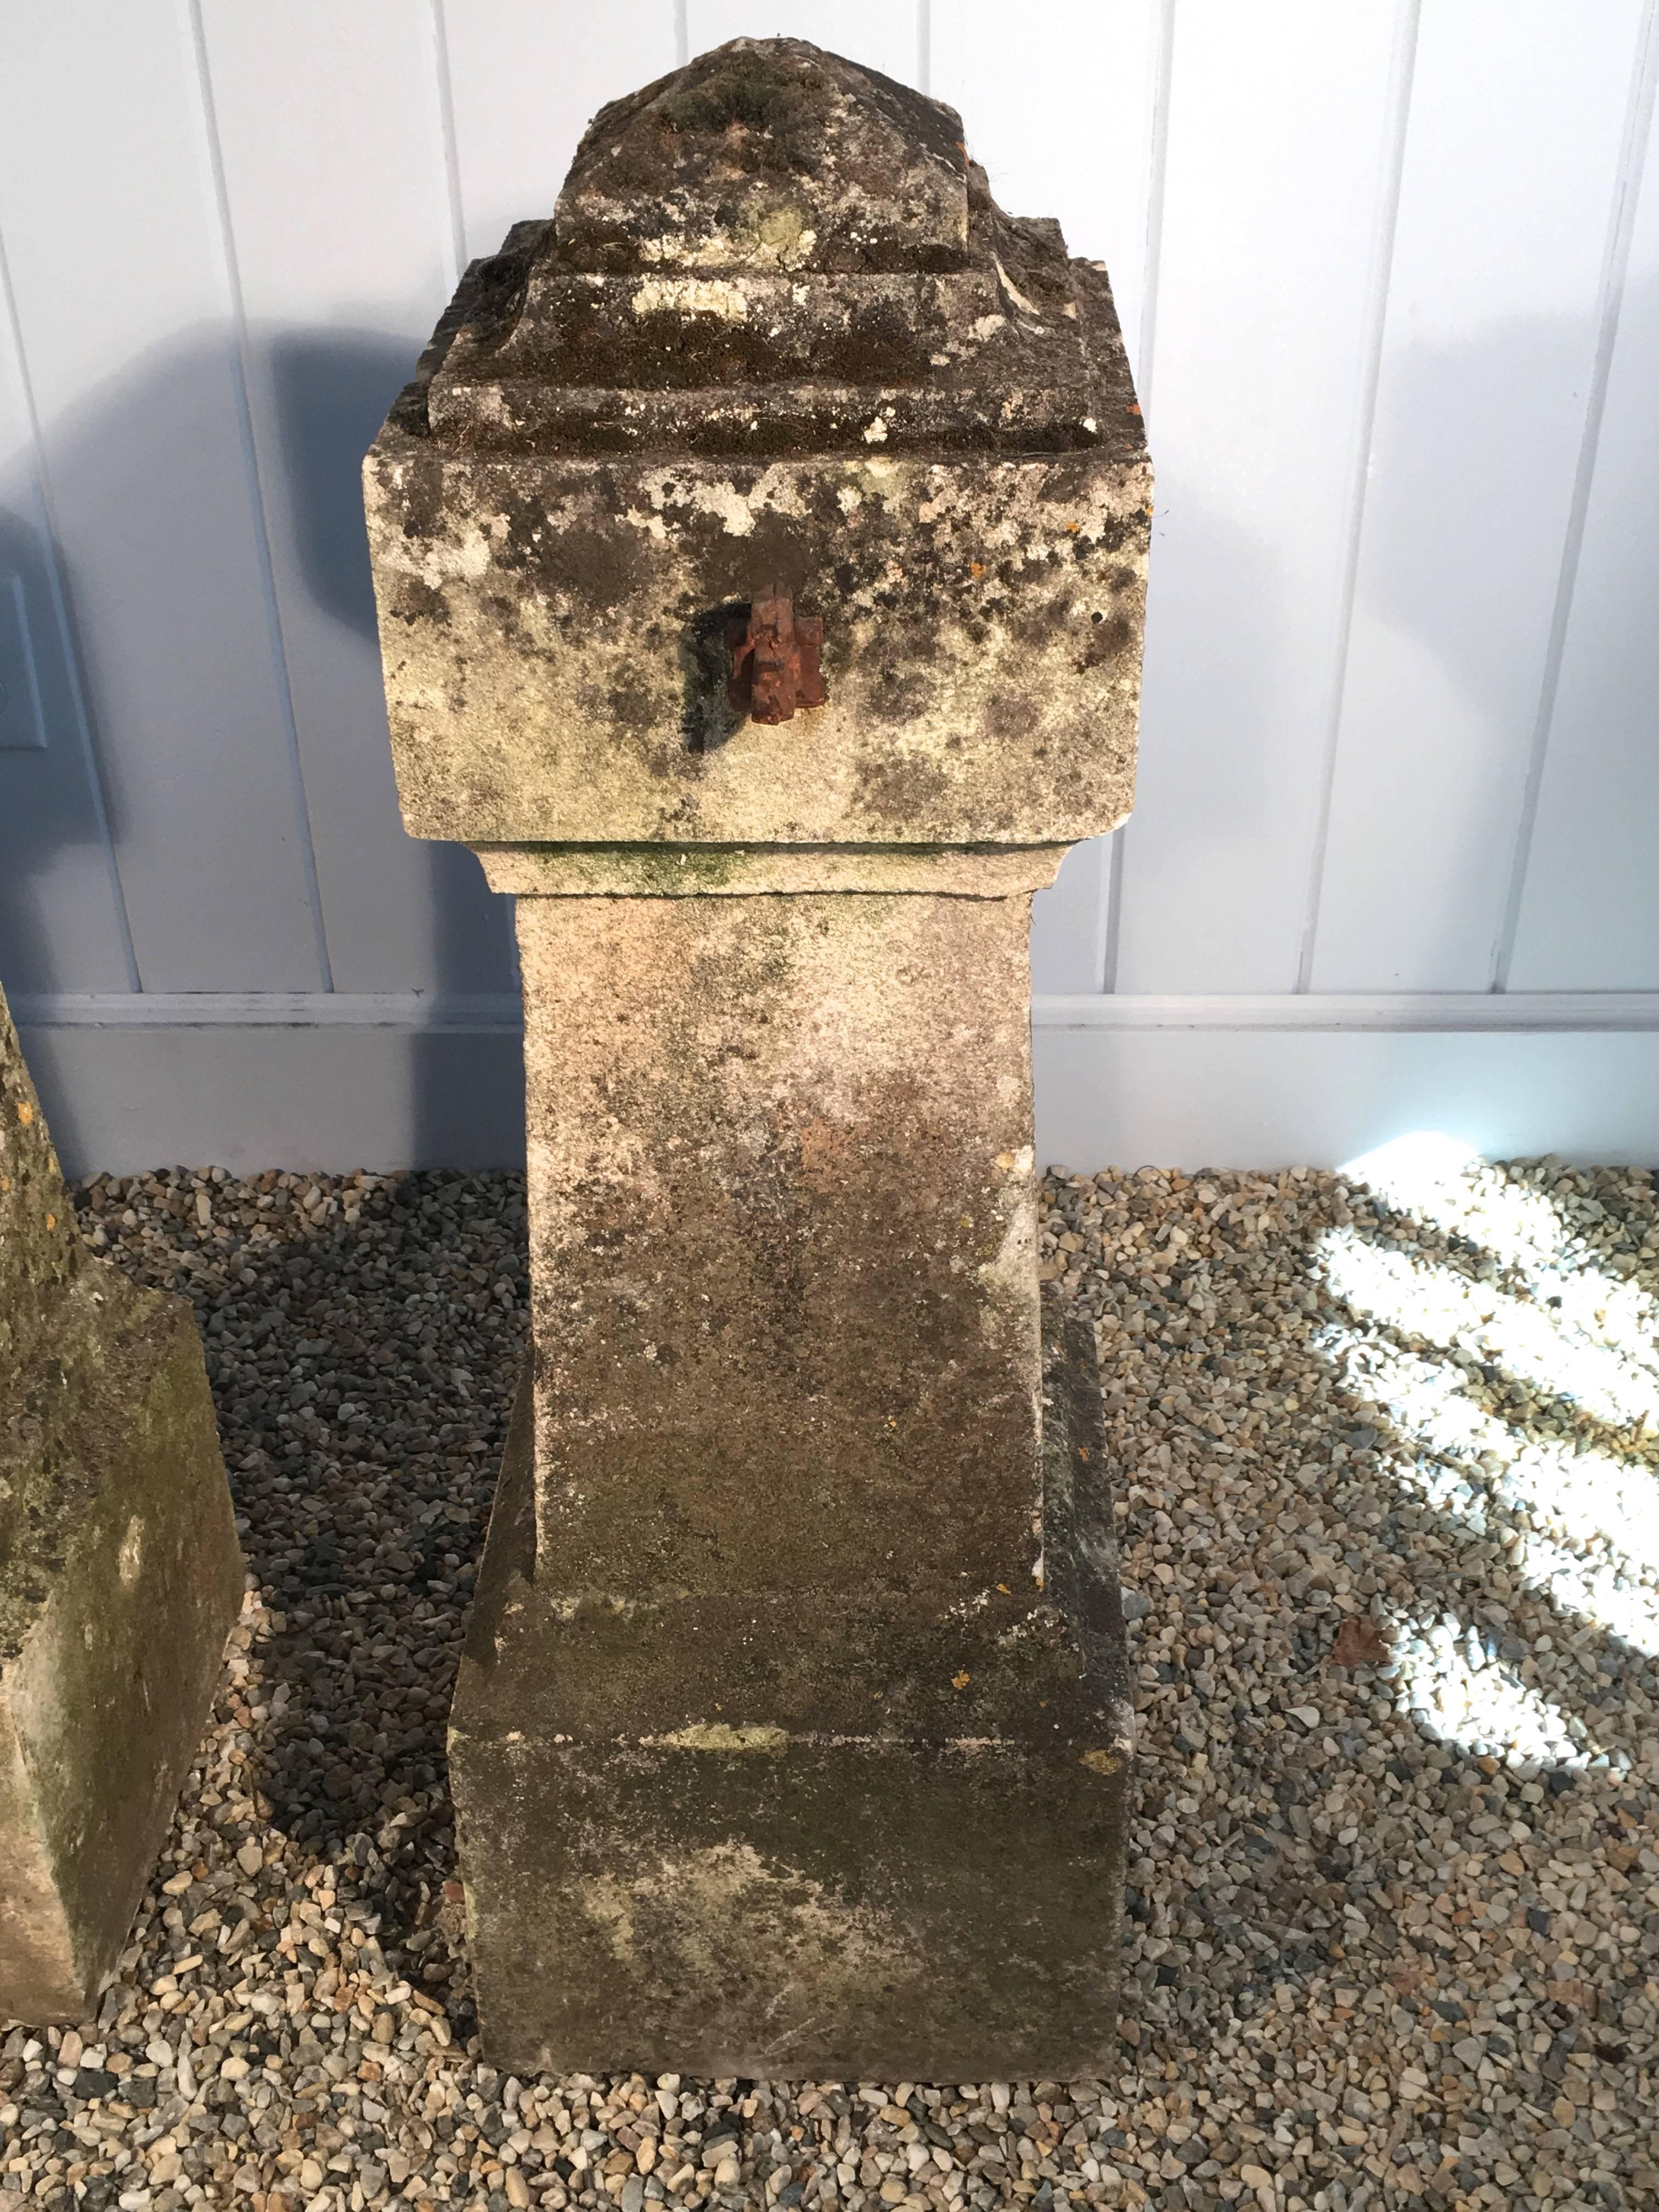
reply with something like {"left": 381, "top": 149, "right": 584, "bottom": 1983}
{"left": 265, "top": 329, "right": 524, "bottom": 1173}
{"left": 0, "top": 487, "right": 122, "bottom": 995}
{"left": 0, "top": 325, "right": 522, "bottom": 1170}
{"left": 267, "top": 329, "right": 410, "bottom": 641}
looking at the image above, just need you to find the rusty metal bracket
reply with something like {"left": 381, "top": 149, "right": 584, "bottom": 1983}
{"left": 726, "top": 584, "right": 827, "bottom": 725}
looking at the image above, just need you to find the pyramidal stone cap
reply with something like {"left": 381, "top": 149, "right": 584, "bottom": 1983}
{"left": 552, "top": 38, "right": 971, "bottom": 273}
{"left": 365, "top": 37, "right": 1150, "bottom": 856}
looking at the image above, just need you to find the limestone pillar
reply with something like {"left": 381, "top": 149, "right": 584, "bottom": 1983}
{"left": 0, "top": 986, "right": 243, "bottom": 2023}
{"left": 366, "top": 35, "right": 1148, "bottom": 2076}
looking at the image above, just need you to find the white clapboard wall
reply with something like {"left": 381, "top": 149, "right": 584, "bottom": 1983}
{"left": 2, "top": 0, "right": 1657, "bottom": 1173}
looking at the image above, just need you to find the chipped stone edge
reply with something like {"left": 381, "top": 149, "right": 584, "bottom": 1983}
{"left": 472, "top": 843, "right": 1079, "bottom": 899}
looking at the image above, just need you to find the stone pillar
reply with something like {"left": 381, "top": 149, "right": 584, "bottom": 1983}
{"left": 1, "top": 986, "right": 244, "bottom": 2023}
{"left": 366, "top": 35, "right": 1147, "bottom": 2077}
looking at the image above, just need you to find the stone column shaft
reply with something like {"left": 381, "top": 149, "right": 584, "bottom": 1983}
{"left": 516, "top": 887, "right": 1039, "bottom": 1596}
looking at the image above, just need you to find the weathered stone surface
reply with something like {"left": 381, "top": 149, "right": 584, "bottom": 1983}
{"left": 444, "top": 879, "right": 1134, "bottom": 2076}
{"left": 551, "top": 40, "right": 972, "bottom": 274}
{"left": 0, "top": 985, "right": 242, "bottom": 2024}
{"left": 472, "top": 840, "right": 1067, "bottom": 898}
{"left": 364, "top": 38, "right": 1149, "bottom": 851}
{"left": 452, "top": 1301, "right": 1131, "bottom": 2079}
{"left": 514, "top": 889, "right": 1039, "bottom": 1592}
{"left": 369, "top": 35, "right": 1146, "bottom": 2075}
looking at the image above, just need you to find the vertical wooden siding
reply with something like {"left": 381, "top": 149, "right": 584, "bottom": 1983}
{"left": 1310, "top": 0, "right": 1651, "bottom": 994}
{"left": 2, "top": 0, "right": 1656, "bottom": 1154}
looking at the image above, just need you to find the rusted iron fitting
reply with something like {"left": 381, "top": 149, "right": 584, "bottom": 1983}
{"left": 726, "top": 585, "right": 827, "bottom": 724}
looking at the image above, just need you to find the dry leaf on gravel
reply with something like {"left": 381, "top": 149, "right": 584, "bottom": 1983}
{"left": 1329, "top": 1614, "right": 1393, "bottom": 1666}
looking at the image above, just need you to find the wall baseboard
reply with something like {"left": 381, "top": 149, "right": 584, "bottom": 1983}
{"left": 14, "top": 987, "right": 1659, "bottom": 1034}
{"left": 1033, "top": 1024, "right": 1659, "bottom": 1173}
{"left": 8, "top": 991, "right": 526, "bottom": 1031}
{"left": 1037, "top": 990, "right": 1659, "bottom": 1032}
{"left": 16, "top": 1016, "right": 527, "bottom": 1177}
{"left": 13, "top": 991, "right": 1659, "bottom": 1175}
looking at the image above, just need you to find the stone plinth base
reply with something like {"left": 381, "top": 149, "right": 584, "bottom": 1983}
{"left": 1, "top": 1275, "right": 243, "bottom": 2024}
{"left": 450, "top": 1308, "right": 1131, "bottom": 2080}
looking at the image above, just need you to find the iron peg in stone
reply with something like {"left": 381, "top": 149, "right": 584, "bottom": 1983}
{"left": 725, "top": 586, "right": 827, "bottom": 725}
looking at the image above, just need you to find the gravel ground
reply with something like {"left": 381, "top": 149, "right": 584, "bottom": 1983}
{"left": 2, "top": 1153, "right": 1656, "bottom": 2212}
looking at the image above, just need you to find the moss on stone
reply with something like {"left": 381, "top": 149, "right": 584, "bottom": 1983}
{"left": 0, "top": 985, "right": 244, "bottom": 2022}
